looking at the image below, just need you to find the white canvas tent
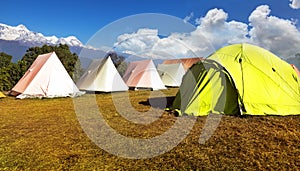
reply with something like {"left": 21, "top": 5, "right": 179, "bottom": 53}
{"left": 157, "top": 63, "right": 185, "bottom": 87}
{"left": 123, "top": 59, "right": 166, "bottom": 90}
{"left": 76, "top": 56, "right": 128, "bottom": 92}
{"left": 10, "top": 52, "right": 83, "bottom": 99}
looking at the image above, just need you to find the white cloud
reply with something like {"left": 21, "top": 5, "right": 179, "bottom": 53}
{"left": 152, "top": 33, "right": 200, "bottom": 58}
{"left": 113, "top": 28, "right": 160, "bottom": 57}
{"left": 193, "top": 8, "right": 250, "bottom": 51}
{"left": 290, "top": 0, "right": 300, "bottom": 9}
{"left": 114, "top": 29, "right": 201, "bottom": 58}
{"left": 113, "top": 6, "right": 300, "bottom": 59}
{"left": 183, "top": 12, "right": 194, "bottom": 23}
{"left": 195, "top": 8, "right": 228, "bottom": 26}
{"left": 249, "top": 5, "right": 300, "bottom": 58}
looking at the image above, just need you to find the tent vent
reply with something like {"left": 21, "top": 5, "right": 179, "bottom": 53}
{"left": 272, "top": 68, "right": 276, "bottom": 72}
{"left": 239, "top": 58, "right": 242, "bottom": 63}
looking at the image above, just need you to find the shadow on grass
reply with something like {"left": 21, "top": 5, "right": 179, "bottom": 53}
{"left": 139, "top": 96, "right": 175, "bottom": 109}
{"left": 83, "top": 91, "right": 115, "bottom": 94}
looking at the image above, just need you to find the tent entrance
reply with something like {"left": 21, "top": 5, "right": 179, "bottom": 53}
{"left": 171, "top": 59, "right": 240, "bottom": 116}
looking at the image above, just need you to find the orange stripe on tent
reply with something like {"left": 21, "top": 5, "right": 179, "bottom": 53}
{"left": 291, "top": 64, "right": 300, "bottom": 78}
{"left": 10, "top": 53, "right": 52, "bottom": 95}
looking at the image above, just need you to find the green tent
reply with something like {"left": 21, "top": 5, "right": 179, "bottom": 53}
{"left": 171, "top": 43, "right": 300, "bottom": 116}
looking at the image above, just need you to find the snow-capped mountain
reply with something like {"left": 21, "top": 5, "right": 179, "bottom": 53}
{"left": 0, "top": 23, "right": 145, "bottom": 67}
{"left": 0, "top": 23, "right": 83, "bottom": 47}
{"left": 0, "top": 23, "right": 106, "bottom": 62}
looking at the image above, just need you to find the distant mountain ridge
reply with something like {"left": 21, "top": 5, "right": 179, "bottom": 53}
{"left": 0, "top": 23, "right": 83, "bottom": 47}
{"left": 0, "top": 23, "right": 98, "bottom": 62}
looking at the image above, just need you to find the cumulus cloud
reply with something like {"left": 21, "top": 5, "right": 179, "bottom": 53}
{"left": 193, "top": 8, "right": 249, "bottom": 50}
{"left": 290, "top": 0, "right": 300, "bottom": 9}
{"left": 249, "top": 5, "right": 300, "bottom": 57}
{"left": 114, "top": 8, "right": 249, "bottom": 58}
{"left": 195, "top": 8, "right": 228, "bottom": 26}
{"left": 114, "top": 28, "right": 160, "bottom": 56}
{"left": 114, "top": 28, "right": 200, "bottom": 58}
{"left": 113, "top": 5, "right": 300, "bottom": 59}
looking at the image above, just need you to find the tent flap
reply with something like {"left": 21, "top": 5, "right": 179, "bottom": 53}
{"left": 171, "top": 59, "right": 240, "bottom": 116}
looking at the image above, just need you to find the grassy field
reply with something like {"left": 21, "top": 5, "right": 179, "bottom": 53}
{"left": 0, "top": 88, "right": 299, "bottom": 170}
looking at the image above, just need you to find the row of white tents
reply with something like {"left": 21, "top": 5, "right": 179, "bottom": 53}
{"left": 9, "top": 52, "right": 202, "bottom": 99}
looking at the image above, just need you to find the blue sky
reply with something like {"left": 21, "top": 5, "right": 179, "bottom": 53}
{"left": 1, "top": 0, "right": 300, "bottom": 58}
{"left": 1, "top": 0, "right": 299, "bottom": 43}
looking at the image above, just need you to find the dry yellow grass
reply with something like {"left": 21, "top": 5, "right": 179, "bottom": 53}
{"left": 0, "top": 88, "right": 299, "bottom": 170}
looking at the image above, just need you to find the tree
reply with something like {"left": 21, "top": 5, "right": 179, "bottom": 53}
{"left": 0, "top": 59, "right": 28, "bottom": 91}
{"left": 0, "top": 52, "right": 12, "bottom": 69}
{"left": 0, "top": 66, "right": 12, "bottom": 91}
{"left": 0, "top": 52, "right": 14, "bottom": 91}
